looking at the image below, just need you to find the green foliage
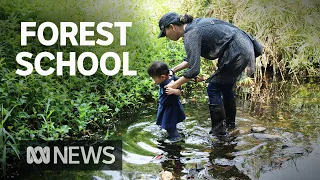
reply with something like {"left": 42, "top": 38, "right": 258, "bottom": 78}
{"left": 0, "top": 1, "right": 188, "bottom": 176}
{"left": 180, "top": 0, "right": 320, "bottom": 80}
{"left": 0, "top": 0, "right": 173, "bottom": 175}
{"left": 2, "top": 0, "right": 318, "bottom": 176}
{"left": 0, "top": 0, "right": 185, "bottom": 144}
{"left": 0, "top": 105, "right": 19, "bottom": 177}
{"left": 0, "top": 1, "right": 130, "bottom": 134}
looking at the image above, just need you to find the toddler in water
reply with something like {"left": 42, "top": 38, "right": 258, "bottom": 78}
{"left": 148, "top": 61, "right": 185, "bottom": 143}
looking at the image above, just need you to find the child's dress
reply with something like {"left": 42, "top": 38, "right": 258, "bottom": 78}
{"left": 156, "top": 75, "right": 185, "bottom": 130}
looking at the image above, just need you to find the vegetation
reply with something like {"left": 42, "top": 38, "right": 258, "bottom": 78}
{"left": 0, "top": 0, "right": 319, "bottom": 177}
{"left": 181, "top": 0, "right": 320, "bottom": 81}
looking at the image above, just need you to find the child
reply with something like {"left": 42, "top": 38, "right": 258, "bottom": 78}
{"left": 148, "top": 61, "right": 186, "bottom": 143}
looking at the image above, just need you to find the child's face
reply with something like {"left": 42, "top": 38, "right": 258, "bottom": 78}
{"left": 152, "top": 75, "right": 168, "bottom": 85}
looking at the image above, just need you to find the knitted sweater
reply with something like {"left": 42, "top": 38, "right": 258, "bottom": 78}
{"left": 182, "top": 18, "right": 255, "bottom": 84}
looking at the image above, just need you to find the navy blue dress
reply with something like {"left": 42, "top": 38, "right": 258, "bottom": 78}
{"left": 156, "top": 75, "right": 186, "bottom": 130}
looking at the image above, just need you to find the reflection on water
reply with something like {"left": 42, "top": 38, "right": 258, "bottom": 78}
{"left": 209, "top": 142, "right": 251, "bottom": 180}
{"left": 259, "top": 140, "right": 320, "bottom": 180}
{"left": 119, "top": 80, "right": 319, "bottom": 179}
{"left": 157, "top": 143, "right": 184, "bottom": 178}
{"left": 21, "top": 80, "right": 320, "bottom": 179}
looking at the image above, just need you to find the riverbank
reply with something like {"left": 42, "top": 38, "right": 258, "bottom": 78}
{"left": 18, "top": 79, "right": 320, "bottom": 179}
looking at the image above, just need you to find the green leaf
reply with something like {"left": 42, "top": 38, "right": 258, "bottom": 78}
{"left": 7, "top": 141, "right": 19, "bottom": 159}
{"left": 1, "top": 105, "right": 16, "bottom": 126}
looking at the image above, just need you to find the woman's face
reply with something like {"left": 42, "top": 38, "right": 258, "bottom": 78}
{"left": 165, "top": 24, "right": 180, "bottom": 41}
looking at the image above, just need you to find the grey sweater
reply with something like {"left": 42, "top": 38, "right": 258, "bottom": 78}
{"left": 182, "top": 18, "right": 255, "bottom": 84}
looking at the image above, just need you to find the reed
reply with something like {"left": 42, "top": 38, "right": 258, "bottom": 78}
{"left": 181, "top": 0, "right": 320, "bottom": 81}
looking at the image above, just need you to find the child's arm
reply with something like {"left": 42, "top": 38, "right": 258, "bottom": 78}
{"left": 165, "top": 87, "right": 181, "bottom": 96}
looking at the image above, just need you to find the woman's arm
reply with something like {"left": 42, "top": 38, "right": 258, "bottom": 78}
{"left": 165, "top": 87, "right": 181, "bottom": 95}
{"left": 172, "top": 61, "right": 189, "bottom": 73}
{"left": 165, "top": 76, "right": 192, "bottom": 89}
{"left": 167, "top": 30, "right": 202, "bottom": 89}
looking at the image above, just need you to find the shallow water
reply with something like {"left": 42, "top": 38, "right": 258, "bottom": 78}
{"left": 21, "top": 80, "right": 320, "bottom": 179}
{"left": 259, "top": 140, "right": 320, "bottom": 180}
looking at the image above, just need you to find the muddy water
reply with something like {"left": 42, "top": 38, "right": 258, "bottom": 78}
{"left": 23, "top": 80, "right": 320, "bottom": 179}
{"left": 118, "top": 80, "right": 319, "bottom": 180}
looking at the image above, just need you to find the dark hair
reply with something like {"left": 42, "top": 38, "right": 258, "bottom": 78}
{"left": 178, "top": 14, "right": 193, "bottom": 24}
{"left": 171, "top": 14, "right": 194, "bottom": 26}
{"left": 158, "top": 12, "right": 194, "bottom": 38}
{"left": 163, "top": 14, "right": 194, "bottom": 27}
{"left": 147, "top": 61, "right": 169, "bottom": 77}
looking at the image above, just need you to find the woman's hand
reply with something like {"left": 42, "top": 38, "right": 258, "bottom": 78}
{"left": 164, "top": 80, "right": 178, "bottom": 89}
{"left": 193, "top": 75, "right": 206, "bottom": 83}
{"left": 165, "top": 87, "right": 181, "bottom": 95}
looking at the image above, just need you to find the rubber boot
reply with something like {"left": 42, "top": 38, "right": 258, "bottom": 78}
{"left": 165, "top": 129, "right": 181, "bottom": 143}
{"left": 223, "top": 98, "right": 236, "bottom": 129}
{"left": 208, "top": 104, "right": 227, "bottom": 136}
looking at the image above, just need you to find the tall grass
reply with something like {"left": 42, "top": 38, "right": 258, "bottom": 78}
{"left": 180, "top": 0, "right": 320, "bottom": 81}
{"left": 0, "top": 105, "right": 19, "bottom": 177}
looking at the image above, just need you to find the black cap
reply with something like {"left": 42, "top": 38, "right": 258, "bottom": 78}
{"left": 158, "top": 12, "right": 180, "bottom": 38}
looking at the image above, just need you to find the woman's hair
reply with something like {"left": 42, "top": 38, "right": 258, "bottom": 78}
{"left": 173, "top": 14, "right": 194, "bottom": 26}
{"left": 147, "top": 61, "right": 169, "bottom": 77}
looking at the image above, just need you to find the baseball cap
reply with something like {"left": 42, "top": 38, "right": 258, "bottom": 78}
{"left": 158, "top": 12, "right": 180, "bottom": 38}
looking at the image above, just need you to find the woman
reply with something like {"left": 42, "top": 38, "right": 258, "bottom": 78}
{"left": 159, "top": 12, "right": 256, "bottom": 136}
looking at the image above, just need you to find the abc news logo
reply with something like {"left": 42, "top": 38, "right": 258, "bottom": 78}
{"left": 27, "top": 146, "right": 115, "bottom": 164}
{"left": 21, "top": 140, "right": 122, "bottom": 170}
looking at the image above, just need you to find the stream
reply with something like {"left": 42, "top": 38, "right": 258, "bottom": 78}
{"left": 21, "top": 80, "right": 320, "bottom": 180}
